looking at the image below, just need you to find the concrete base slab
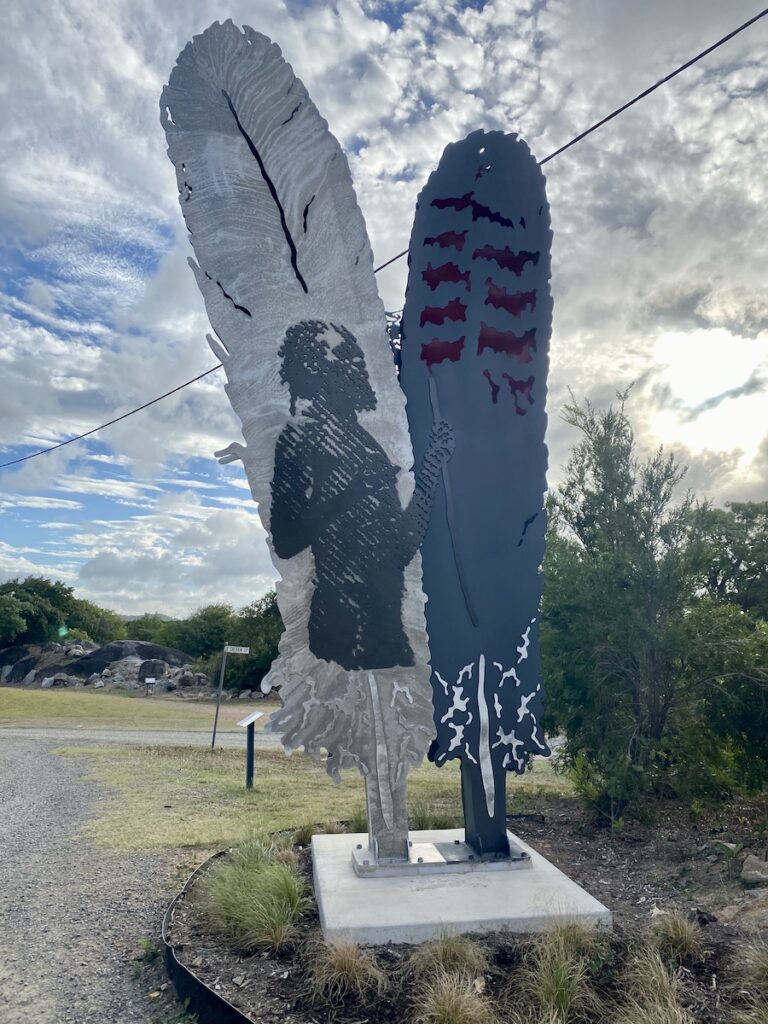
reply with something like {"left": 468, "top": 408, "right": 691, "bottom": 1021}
{"left": 312, "top": 829, "right": 612, "bottom": 944}
{"left": 352, "top": 830, "right": 530, "bottom": 877}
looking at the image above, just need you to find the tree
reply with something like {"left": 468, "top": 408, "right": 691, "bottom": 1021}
{"left": 691, "top": 501, "right": 768, "bottom": 621}
{"left": 125, "top": 614, "right": 171, "bottom": 645}
{"left": 0, "top": 577, "right": 76, "bottom": 645}
{"left": 69, "top": 598, "right": 126, "bottom": 645}
{"left": 167, "top": 603, "right": 236, "bottom": 659}
{"left": 0, "top": 594, "right": 27, "bottom": 647}
{"left": 542, "top": 393, "right": 701, "bottom": 818}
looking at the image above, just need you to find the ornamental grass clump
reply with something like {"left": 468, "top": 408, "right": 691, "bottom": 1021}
{"left": 308, "top": 940, "right": 387, "bottom": 1001}
{"left": 743, "top": 939, "right": 768, "bottom": 998}
{"left": 610, "top": 944, "right": 694, "bottom": 1024}
{"left": 513, "top": 924, "right": 601, "bottom": 1023}
{"left": 412, "top": 969, "right": 499, "bottom": 1024}
{"left": 650, "top": 911, "right": 703, "bottom": 963}
{"left": 203, "top": 844, "right": 311, "bottom": 952}
{"left": 409, "top": 934, "right": 489, "bottom": 983}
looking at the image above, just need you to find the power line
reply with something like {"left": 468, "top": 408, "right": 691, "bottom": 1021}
{"left": 538, "top": 5, "right": 768, "bottom": 166}
{"left": 2, "top": 6, "right": 766, "bottom": 472}
{"left": 0, "top": 365, "right": 223, "bottom": 469}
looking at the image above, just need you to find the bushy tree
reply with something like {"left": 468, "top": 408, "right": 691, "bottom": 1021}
{"left": 0, "top": 577, "right": 76, "bottom": 645}
{"left": 542, "top": 394, "right": 701, "bottom": 819}
{"left": 69, "top": 598, "right": 126, "bottom": 645}
{"left": 166, "top": 603, "right": 237, "bottom": 659}
{"left": 691, "top": 501, "right": 768, "bottom": 621}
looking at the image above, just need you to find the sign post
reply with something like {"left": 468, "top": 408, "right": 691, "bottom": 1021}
{"left": 237, "top": 710, "right": 265, "bottom": 788}
{"left": 211, "top": 645, "right": 250, "bottom": 750}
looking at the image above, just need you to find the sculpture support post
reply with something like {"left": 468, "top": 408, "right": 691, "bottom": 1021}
{"left": 364, "top": 771, "right": 409, "bottom": 862}
{"left": 460, "top": 759, "right": 509, "bottom": 857}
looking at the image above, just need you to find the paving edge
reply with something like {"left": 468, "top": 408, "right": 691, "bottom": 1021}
{"left": 162, "top": 850, "right": 254, "bottom": 1024}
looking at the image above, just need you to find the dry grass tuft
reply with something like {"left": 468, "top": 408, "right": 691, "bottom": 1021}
{"left": 650, "top": 911, "right": 702, "bottom": 963}
{"left": 321, "top": 820, "right": 348, "bottom": 834}
{"left": 513, "top": 925, "right": 601, "bottom": 1022}
{"left": 743, "top": 939, "right": 768, "bottom": 998}
{"left": 348, "top": 804, "right": 368, "bottom": 833}
{"left": 730, "top": 994, "right": 768, "bottom": 1024}
{"left": 610, "top": 944, "right": 694, "bottom": 1024}
{"left": 308, "top": 941, "right": 387, "bottom": 1002}
{"left": 202, "top": 849, "right": 311, "bottom": 952}
{"left": 409, "top": 799, "right": 459, "bottom": 831}
{"left": 412, "top": 969, "right": 499, "bottom": 1024}
{"left": 409, "top": 934, "right": 489, "bottom": 982}
{"left": 293, "top": 823, "right": 315, "bottom": 846}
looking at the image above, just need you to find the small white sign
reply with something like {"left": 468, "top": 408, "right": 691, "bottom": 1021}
{"left": 237, "top": 710, "right": 265, "bottom": 728}
{"left": 224, "top": 645, "right": 250, "bottom": 655}
{"left": 145, "top": 677, "right": 156, "bottom": 684}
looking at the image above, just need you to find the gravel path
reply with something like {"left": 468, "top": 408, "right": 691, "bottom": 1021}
{"left": 0, "top": 735, "right": 183, "bottom": 1023}
{"left": 1, "top": 725, "right": 282, "bottom": 748}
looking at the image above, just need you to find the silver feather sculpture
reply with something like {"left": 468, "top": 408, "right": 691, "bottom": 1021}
{"left": 161, "top": 20, "right": 450, "bottom": 860}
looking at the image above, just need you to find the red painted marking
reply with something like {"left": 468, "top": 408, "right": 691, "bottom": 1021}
{"left": 483, "top": 369, "right": 500, "bottom": 404}
{"left": 422, "top": 262, "right": 471, "bottom": 291}
{"left": 421, "top": 336, "right": 466, "bottom": 371}
{"left": 420, "top": 297, "right": 467, "bottom": 328}
{"left": 484, "top": 280, "right": 536, "bottom": 317}
{"left": 477, "top": 323, "right": 536, "bottom": 363}
{"left": 471, "top": 201, "right": 514, "bottom": 228}
{"left": 502, "top": 374, "right": 535, "bottom": 415}
{"left": 473, "top": 246, "right": 539, "bottom": 275}
{"left": 431, "top": 192, "right": 474, "bottom": 212}
{"left": 425, "top": 230, "right": 467, "bottom": 251}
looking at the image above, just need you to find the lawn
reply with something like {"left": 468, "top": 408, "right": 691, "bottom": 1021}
{"left": 0, "top": 686, "right": 278, "bottom": 732}
{"left": 57, "top": 742, "right": 573, "bottom": 852}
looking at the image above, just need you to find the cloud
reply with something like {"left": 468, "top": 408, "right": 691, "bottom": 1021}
{"left": 1, "top": 0, "right": 766, "bottom": 610}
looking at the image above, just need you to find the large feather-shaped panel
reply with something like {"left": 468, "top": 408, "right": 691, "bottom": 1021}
{"left": 161, "top": 21, "right": 433, "bottom": 857}
{"left": 400, "top": 130, "right": 552, "bottom": 856}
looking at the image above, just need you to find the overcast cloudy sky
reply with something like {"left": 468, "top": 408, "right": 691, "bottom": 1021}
{"left": 0, "top": 0, "right": 766, "bottom": 617}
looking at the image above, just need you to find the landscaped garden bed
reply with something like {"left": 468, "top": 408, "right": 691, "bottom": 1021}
{"left": 163, "top": 793, "right": 768, "bottom": 1024}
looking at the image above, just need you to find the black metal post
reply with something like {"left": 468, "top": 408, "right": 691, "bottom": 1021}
{"left": 246, "top": 722, "right": 255, "bottom": 789}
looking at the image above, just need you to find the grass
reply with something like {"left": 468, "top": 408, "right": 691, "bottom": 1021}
{"left": 54, "top": 742, "right": 571, "bottom": 852}
{"left": 0, "top": 685, "right": 279, "bottom": 732}
{"left": 612, "top": 945, "right": 694, "bottom": 1024}
{"left": 650, "top": 911, "right": 702, "bottom": 963}
{"left": 202, "top": 851, "right": 311, "bottom": 952}
{"left": 513, "top": 923, "right": 601, "bottom": 1023}
{"left": 412, "top": 970, "right": 499, "bottom": 1024}
{"left": 308, "top": 941, "right": 387, "bottom": 1001}
{"left": 743, "top": 939, "right": 768, "bottom": 997}
{"left": 409, "top": 934, "right": 489, "bottom": 982}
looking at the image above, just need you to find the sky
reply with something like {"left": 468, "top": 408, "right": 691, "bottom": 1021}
{"left": 0, "top": 0, "right": 767, "bottom": 617}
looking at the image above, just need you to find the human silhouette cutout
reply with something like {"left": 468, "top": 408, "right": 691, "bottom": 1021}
{"left": 271, "top": 319, "right": 453, "bottom": 670}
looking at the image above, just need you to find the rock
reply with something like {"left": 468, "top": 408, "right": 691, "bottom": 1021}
{"left": 688, "top": 907, "right": 717, "bottom": 926}
{"left": 41, "top": 677, "right": 55, "bottom": 689}
{"left": 52, "top": 673, "right": 72, "bottom": 687}
{"left": 93, "top": 679, "right": 105, "bottom": 689}
{"left": 23, "top": 670, "right": 36, "bottom": 685}
{"left": 238, "top": 690, "right": 252, "bottom": 700}
{"left": 194, "top": 673, "right": 209, "bottom": 686}
{"left": 65, "top": 645, "right": 85, "bottom": 658}
{"left": 139, "top": 659, "right": 167, "bottom": 682}
{"left": 66, "top": 640, "right": 191, "bottom": 678}
{"left": 164, "top": 682, "right": 177, "bottom": 692}
{"left": 42, "top": 641, "right": 64, "bottom": 652}
{"left": 741, "top": 854, "right": 768, "bottom": 886}
{"left": 719, "top": 890, "right": 768, "bottom": 928}
{"left": 1, "top": 665, "right": 11, "bottom": 683}
{"left": 177, "top": 671, "right": 195, "bottom": 688}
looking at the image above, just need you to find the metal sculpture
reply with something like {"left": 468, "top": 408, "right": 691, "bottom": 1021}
{"left": 400, "top": 130, "right": 552, "bottom": 857}
{"left": 161, "top": 20, "right": 452, "bottom": 861}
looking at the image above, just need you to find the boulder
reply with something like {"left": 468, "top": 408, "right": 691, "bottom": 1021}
{"left": 1, "top": 665, "right": 11, "bottom": 683}
{"left": 194, "top": 673, "right": 210, "bottom": 687}
{"left": 238, "top": 690, "right": 252, "bottom": 700}
{"left": 93, "top": 679, "right": 105, "bottom": 689}
{"left": 65, "top": 645, "right": 85, "bottom": 658}
{"left": 741, "top": 854, "right": 768, "bottom": 887}
{"left": 177, "top": 671, "right": 195, "bottom": 688}
{"left": 66, "top": 640, "right": 191, "bottom": 678}
{"left": 41, "top": 677, "right": 55, "bottom": 689}
{"left": 23, "top": 669, "right": 36, "bottom": 685}
{"left": 139, "top": 659, "right": 167, "bottom": 682}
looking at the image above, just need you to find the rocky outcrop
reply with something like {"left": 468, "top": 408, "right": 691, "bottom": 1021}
{"left": 66, "top": 641, "right": 190, "bottom": 677}
{"left": 0, "top": 639, "right": 196, "bottom": 688}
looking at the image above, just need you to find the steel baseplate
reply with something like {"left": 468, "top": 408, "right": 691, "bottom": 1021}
{"left": 352, "top": 830, "right": 530, "bottom": 877}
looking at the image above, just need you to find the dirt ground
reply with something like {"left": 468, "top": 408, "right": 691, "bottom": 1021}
{"left": 166, "top": 793, "right": 768, "bottom": 1024}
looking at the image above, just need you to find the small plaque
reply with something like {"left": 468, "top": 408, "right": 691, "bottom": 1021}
{"left": 224, "top": 645, "right": 250, "bottom": 655}
{"left": 237, "top": 710, "right": 265, "bottom": 728}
